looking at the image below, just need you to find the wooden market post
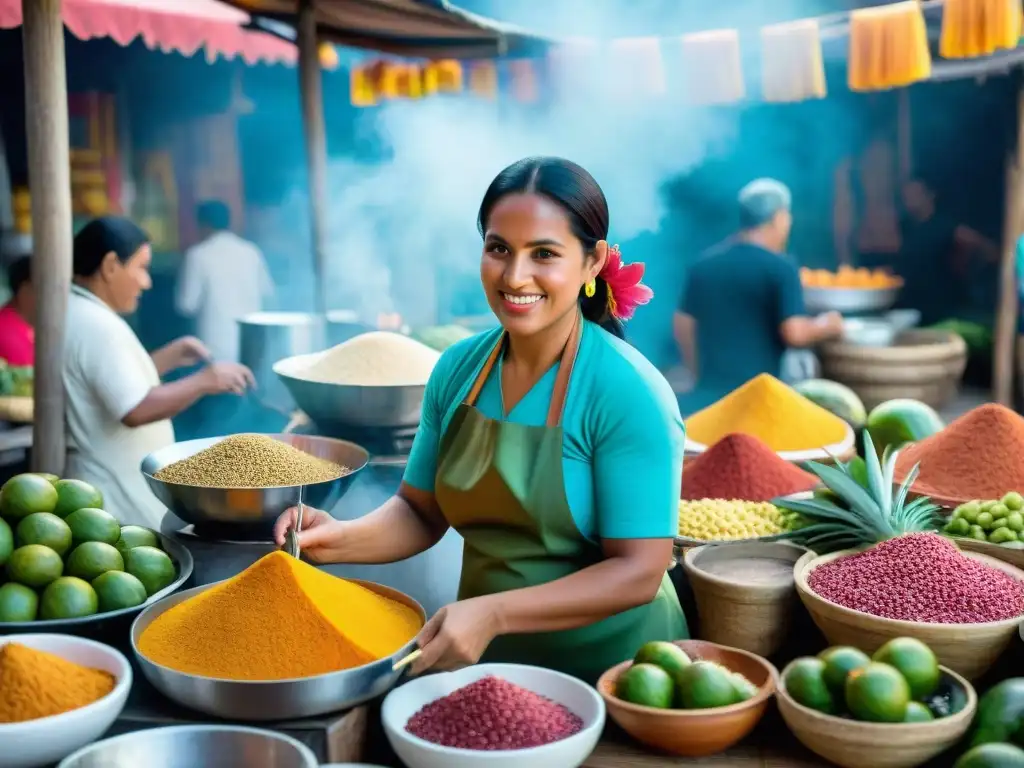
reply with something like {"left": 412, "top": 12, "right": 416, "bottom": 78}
{"left": 298, "top": 0, "right": 330, "bottom": 317}
{"left": 22, "top": 0, "right": 73, "bottom": 474}
{"left": 993, "top": 80, "right": 1024, "bottom": 406}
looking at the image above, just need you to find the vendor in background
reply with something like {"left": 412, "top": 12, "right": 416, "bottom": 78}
{"left": 673, "top": 179, "right": 843, "bottom": 415}
{"left": 176, "top": 200, "right": 274, "bottom": 363}
{"left": 275, "top": 157, "right": 686, "bottom": 683}
{"left": 0, "top": 256, "right": 34, "bottom": 365}
{"left": 64, "top": 216, "right": 255, "bottom": 528}
{"left": 859, "top": 179, "right": 999, "bottom": 326}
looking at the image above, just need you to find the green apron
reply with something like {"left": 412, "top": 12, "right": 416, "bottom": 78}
{"left": 434, "top": 318, "right": 688, "bottom": 684}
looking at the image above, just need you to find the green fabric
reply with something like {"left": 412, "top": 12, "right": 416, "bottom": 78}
{"left": 434, "top": 330, "right": 688, "bottom": 684}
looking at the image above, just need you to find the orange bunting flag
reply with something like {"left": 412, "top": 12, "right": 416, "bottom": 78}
{"left": 607, "top": 37, "right": 666, "bottom": 97}
{"left": 547, "top": 38, "right": 602, "bottom": 98}
{"left": 941, "top": 0, "right": 1023, "bottom": 59}
{"left": 680, "top": 30, "right": 745, "bottom": 105}
{"left": 760, "top": 19, "right": 826, "bottom": 103}
{"left": 392, "top": 63, "right": 424, "bottom": 99}
{"left": 469, "top": 61, "right": 499, "bottom": 99}
{"left": 350, "top": 66, "right": 377, "bottom": 107}
{"left": 422, "top": 60, "right": 464, "bottom": 95}
{"left": 508, "top": 59, "right": 539, "bottom": 103}
{"left": 848, "top": 1, "right": 931, "bottom": 91}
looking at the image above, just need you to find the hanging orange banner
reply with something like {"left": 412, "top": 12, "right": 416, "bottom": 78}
{"left": 848, "top": 1, "right": 931, "bottom": 92}
{"left": 941, "top": 0, "right": 1023, "bottom": 58}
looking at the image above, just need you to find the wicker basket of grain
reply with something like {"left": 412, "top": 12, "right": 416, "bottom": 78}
{"left": 0, "top": 396, "right": 32, "bottom": 423}
{"left": 794, "top": 547, "right": 1024, "bottom": 680}
{"left": 819, "top": 329, "right": 967, "bottom": 410}
{"left": 274, "top": 332, "right": 441, "bottom": 428}
{"left": 683, "top": 542, "right": 808, "bottom": 657}
{"left": 951, "top": 537, "right": 1024, "bottom": 571}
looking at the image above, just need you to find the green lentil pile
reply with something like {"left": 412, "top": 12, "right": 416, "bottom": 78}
{"left": 154, "top": 434, "right": 349, "bottom": 488}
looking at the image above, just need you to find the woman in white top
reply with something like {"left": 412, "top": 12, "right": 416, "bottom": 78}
{"left": 63, "top": 217, "right": 254, "bottom": 527}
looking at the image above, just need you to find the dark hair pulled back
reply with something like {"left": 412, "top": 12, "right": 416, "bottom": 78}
{"left": 477, "top": 157, "right": 625, "bottom": 339}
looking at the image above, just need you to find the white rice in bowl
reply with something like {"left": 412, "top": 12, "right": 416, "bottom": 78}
{"left": 291, "top": 331, "right": 441, "bottom": 386}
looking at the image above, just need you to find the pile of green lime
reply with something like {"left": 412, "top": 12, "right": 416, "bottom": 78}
{"left": 784, "top": 637, "right": 951, "bottom": 723}
{"left": 945, "top": 493, "right": 1024, "bottom": 545}
{"left": 615, "top": 641, "right": 760, "bottom": 710}
{"left": 0, "top": 473, "right": 177, "bottom": 622}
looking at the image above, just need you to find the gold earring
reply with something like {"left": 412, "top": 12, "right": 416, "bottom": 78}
{"left": 584, "top": 280, "right": 596, "bottom": 298}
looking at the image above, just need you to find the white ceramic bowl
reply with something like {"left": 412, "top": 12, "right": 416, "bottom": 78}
{"left": 381, "top": 664, "right": 605, "bottom": 768}
{"left": 0, "top": 634, "right": 132, "bottom": 768}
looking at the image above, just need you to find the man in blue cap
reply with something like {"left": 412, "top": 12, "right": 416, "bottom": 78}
{"left": 673, "top": 178, "right": 843, "bottom": 414}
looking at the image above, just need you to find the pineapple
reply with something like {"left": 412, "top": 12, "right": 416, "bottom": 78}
{"left": 774, "top": 431, "right": 943, "bottom": 554}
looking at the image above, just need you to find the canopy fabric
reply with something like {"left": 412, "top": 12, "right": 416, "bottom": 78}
{"left": 225, "top": 0, "right": 551, "bottom": 59}
{"left": 0, "top": 0, "right": 297, "bottom": 64}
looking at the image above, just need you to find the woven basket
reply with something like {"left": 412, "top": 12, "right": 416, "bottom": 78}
{"left": 794, "top": 547, "right": 1023, "bottom": 679}
{"left": 683, "top": 542, "right": 808, "bottom": 657}
{"left": 952, "top": 537, "right": 1024, "bottom": 571}
{"left": 0, "top": 396, "right": 33, "bottom": 423}
{"left": 777, "top": 662, "right": 976, "bottom": 768}
{"left": 819, "top": 330, "right": 967, "bottom": 410}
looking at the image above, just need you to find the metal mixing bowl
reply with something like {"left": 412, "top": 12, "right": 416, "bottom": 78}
{"left": 274, "top": 354, "right": 425, "bottom": 427}
{"left": 0, "top": 533, "right": 193, "bottom": 634}
{"left": 141, "top": 434, "right": 368, "bottom": 530}
{"left": 803, "top": 285, "right": 900, "bottom": 315}
{"left": 57, "top": 725, "right": 318, "bottom": 768}
{"left": 130, "top": 579, "right": 425, "bottom": 720}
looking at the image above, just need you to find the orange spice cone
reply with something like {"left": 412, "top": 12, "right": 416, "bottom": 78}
{"left": 607, "top": 37, "right": 666, "bottom": 98}
{"left": 680, "top": 29, "right": 745, "bottom": 105}
{"left": 941, "top": 0, "right": 1023, "bottom": 58}
{"left": 760, "top": 19, "right": 826, "bottom": 103}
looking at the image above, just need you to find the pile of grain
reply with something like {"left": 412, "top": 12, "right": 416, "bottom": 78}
{"left": 292, "top": 331, "right": 441, "bottom": 387}
{"left": 154, "top": 434, "right": 348, "bottom": 488}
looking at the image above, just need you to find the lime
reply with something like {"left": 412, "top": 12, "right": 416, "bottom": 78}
{"left": 955, "top": 743, "right": 1024, "bottom": 768}
{"left": 991, "top": 527, "right": 1019, "bottom": 544}
{"left": 633, "top": 641, "right": 691, "bottom": 681}
{"left": 124, "top": 546, "right": 176, "bottom": 596}
{"left": 0, "top": 474, "right": 58, "bottom": 521}
{"left": 0, "top": 517, "right": 12, "bottom": 567}
{"left": 675, "top": 661, "right": 740, "bottom": 709}
{"left": 970, "top": 525, "right": 988, "bottom": 541}
{"left": 1008, "top": 512, "right": 1024, "bottom": 533}
{"left": 114, "top": 526, "right": 159, "bottom": 560}
{"left": 66, "top": 542, "right": 124, "bottom": 581}
{"left": 873, "top": 638, "right": 940, "bottom": 699}
{"left": 958, "top": 502, "right": 980, "bottom": 524}
{"left": 819, "top": 646, "right": 871, "bottom": 697}
{"left": 52, "top": 479, "right": 104, "bottom": 519}
{"left": 845, "top": 662, "right": 910, "bottom": 723}
{"left": 64, "top": 507, "right": 120, "bottom": 546}
{"left": 1003, "top": 492, "right": 1024, "bottom": 512}
{"left": 35, "top": 473, "right": 59, "bottom": 486}
{"left": 730, "top": 672, "right": 759, "bottom": 702}
{"left": 949, "top": 517, "right": 971, "bottom": 536}
{"left": 0, "top": 582, "right": 38, "bottom": 622}
{"left": 784, "top": 657, "right": 837, "bottom": 714}
{"left": 92, "top": 570, "right": 148, "bottom": 613}
{"left": 977, "top": 512, "right": 995, "bottom": 530}
{"left": 903, "top": 701, "right": 935, "bottom": 722}
{"left": 6, "top": 544, "right": 63, "bottom": 588}
{"left": 15, "top": 512, "right": 72, "bottom": 556}
{"left": 616, "top": 663, "right": 674, "bottom": 709}
{"left": 39, "top": 577, "right": 98, "bottom": 620}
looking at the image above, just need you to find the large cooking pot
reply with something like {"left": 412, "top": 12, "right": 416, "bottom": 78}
{"left": 238, "top": 312, "right": 324, "bottom": 411}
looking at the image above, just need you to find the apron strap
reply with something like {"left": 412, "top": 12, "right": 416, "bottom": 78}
{"left": 463, "top": 317, "right": 582, "bottom": 428}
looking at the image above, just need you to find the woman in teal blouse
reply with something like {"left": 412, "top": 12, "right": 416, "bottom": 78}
{"left": 275, "top": 157, "right": 688, "bottom": 682}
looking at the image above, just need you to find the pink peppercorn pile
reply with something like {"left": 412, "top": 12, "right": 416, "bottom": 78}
{"left": 808, "top": 533, "right": 1024, "bottom": 624}
{"left": 405, "top": 676, "right": 584, "bottom": 751}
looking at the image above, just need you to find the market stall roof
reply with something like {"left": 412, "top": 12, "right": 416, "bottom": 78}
{"left": 222, "top": 0, "right": 552, "bottom": 59}
{"left": 0, "top": 0, "right": 297, "bottom": 64}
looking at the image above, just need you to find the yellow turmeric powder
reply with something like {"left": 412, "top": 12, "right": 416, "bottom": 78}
{"left": 137, "top": 551, "right": 423, "bottom": 680}
{"left": 0, "top": 643, "right": 116, "bottom": 723}
{"left": 685, "top": 374, "right": 849, "bottom": 452}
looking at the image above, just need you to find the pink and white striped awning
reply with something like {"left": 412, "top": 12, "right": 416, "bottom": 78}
{"left": 0, "top": 0, "right": 297, "bottom": 64}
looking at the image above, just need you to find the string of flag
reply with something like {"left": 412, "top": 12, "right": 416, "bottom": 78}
{"left": 349, "top": 0, "right": 1023, "bottom": 107}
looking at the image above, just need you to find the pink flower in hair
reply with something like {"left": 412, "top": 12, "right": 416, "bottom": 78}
{"left": 600, "top": 245, "right": 653, "bottom": 321}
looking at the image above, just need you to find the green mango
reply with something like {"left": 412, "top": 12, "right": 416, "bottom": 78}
{"left": 971, "top": 679, "right": 1024, "bottom": 748}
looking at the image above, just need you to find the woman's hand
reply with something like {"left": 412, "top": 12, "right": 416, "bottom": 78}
{"left": 170, "top": 336, "right": 212, "bottom": 367}
{"left": 199, "top": 362, "right": 255, "bottom": 395}
{"left": 410, "top": 597, "right": 504, "bottom": 675}
{"left": 273, "top": 505, "right": 345, "bottom": 563}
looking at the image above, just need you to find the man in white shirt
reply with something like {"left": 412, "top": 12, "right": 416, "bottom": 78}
{"left": 176, "top": 200, "right": 273, "bottom": 363}
{"left": 64, "top": 217, "right": 254, "bottom": 528}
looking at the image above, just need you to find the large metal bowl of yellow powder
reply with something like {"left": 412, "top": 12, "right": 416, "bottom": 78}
{"left": 129, "top": 554, "right": 425, "bottom": 721}
{"left": 141, "top": 434, "right": 368, "bottom": 532}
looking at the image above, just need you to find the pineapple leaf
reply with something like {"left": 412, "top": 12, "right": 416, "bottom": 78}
{"left": 773, "top": 497, "right": 879, "bottom": 538}
{"left": 801, "top": 461, "right": 894, "bottom": 535}
{"left": 861, "top": 432, "right": 891, "bottom": 518}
